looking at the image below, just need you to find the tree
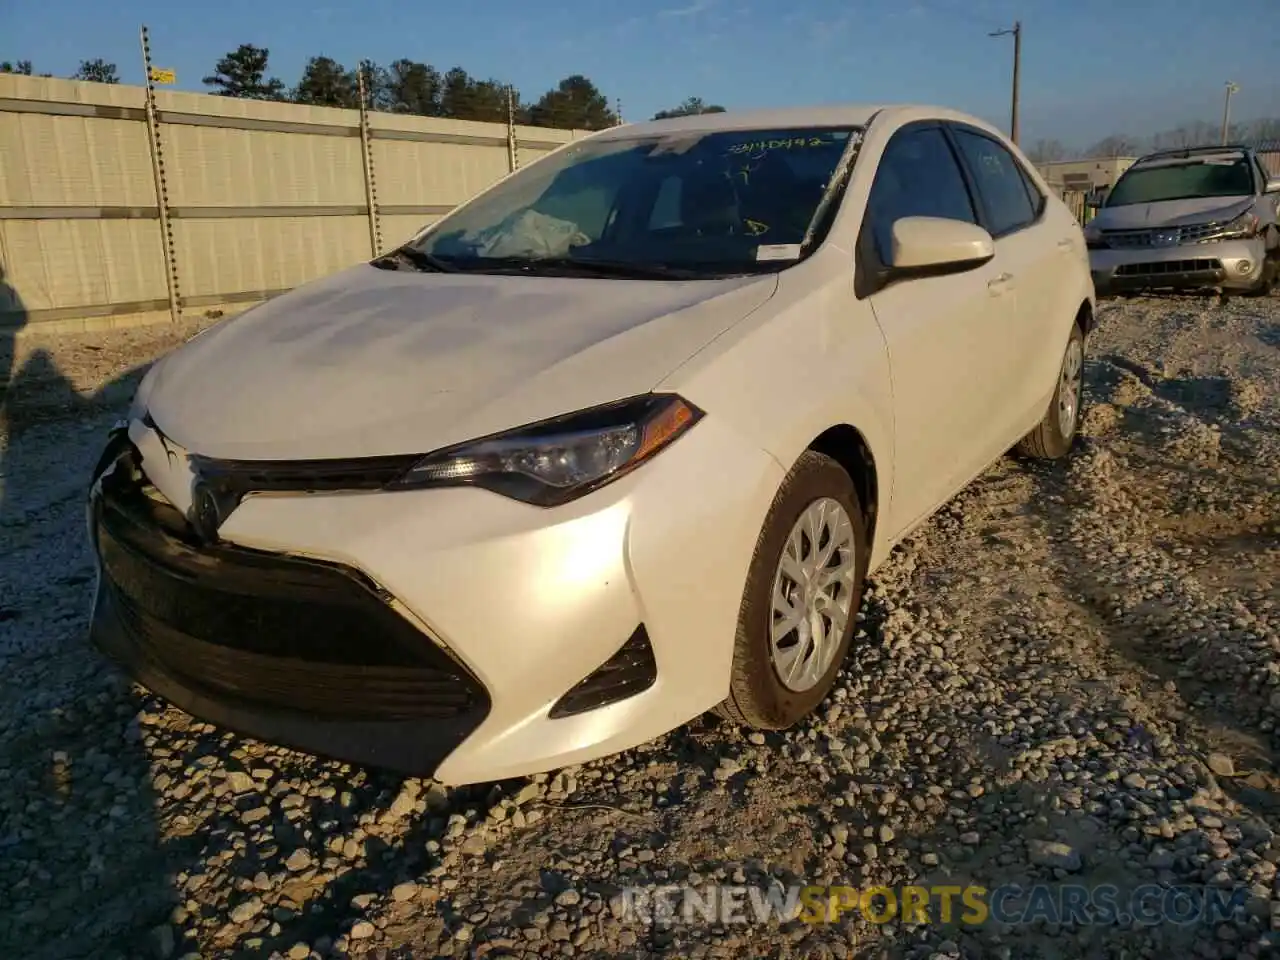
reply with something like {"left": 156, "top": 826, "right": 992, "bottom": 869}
{"left": 1026, "top": 139, "right": 1068, "bottom": 163}
{"left": 1241, "top": 117, "right": 1280, "bottom": 142}
{"left": 652, "top": 96, "right": 726, "bottom": 120}
{"left": 1148, "top": 121, "right": 1219, "bottom": 151}
{"left": 438, "top": 66, "right": 510, "bottom": 122}
{"left": 1, "top": 59, "right": 52, "bottom": 77}
{"left": 465, "top": 79, "right": 511, "bottom": 124}
{"left": 292, "top": 56, "right": 357, "bottom": 108}
{"left": 1087, "top": 135, "right": 1142, "bottom": 158}
{"left": 355, "top": 60, "right": 394, "bottom": 111}
{"left": 1141, "top": 117, "right": 1280, "bottom": 151}
{"left": 528, "top": 75, "right": 616, "bottom": 131}
{"left": 71, "top": 59, "right": 119, "bottom": 84}
{"left": 203, "top": 44, "right": 286, "bottom": 100}
{"left": 386, "top": 59, "right": 442, "bottom": 116}
{"left": 439, "top": 67, "right": 473, "bottom": 119}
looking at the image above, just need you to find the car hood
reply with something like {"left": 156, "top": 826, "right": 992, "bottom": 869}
{"left": 143, "top": 264, "right": 777, "bottom": 460}
{"left": 1093, "top": 195, "right": 1254, "bottom": 230}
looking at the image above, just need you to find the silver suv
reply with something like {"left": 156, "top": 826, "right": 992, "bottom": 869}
{"left": 1086, "top": 144, "right": 1280, "bottom": 296}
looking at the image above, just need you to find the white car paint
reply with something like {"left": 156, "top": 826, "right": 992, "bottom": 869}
{"left": 139, "top": 265, "right": 780, "bottom": 461}
{"left": 94, "top": 103, "right": 1095, "bottom": 784}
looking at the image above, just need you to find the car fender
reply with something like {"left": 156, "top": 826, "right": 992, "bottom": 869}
{"left": 660, "top": 250, "right": 898, "bottom": 568}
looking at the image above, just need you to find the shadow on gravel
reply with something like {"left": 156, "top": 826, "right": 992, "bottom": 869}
{"left": 0, "top": 294, "right": 523, "bottom": 958}
{"left": 1021, "top": 448, "right": 1280, "bottom": 800}
{"left": 857, "top": 458, "right": 1275, "bottom": 959}
{"left": 1, "top": 271, "right": 187, "bottom": 959}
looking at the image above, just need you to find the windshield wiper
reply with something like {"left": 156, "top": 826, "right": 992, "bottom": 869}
{"left": 444, "top": 255, "right": 715, "bottom": 280}
{"left": 547, "top": 256, "right": 711, "bottom": 280}
{"left": 371, "top": 247, "right": 458, "bottom": 273}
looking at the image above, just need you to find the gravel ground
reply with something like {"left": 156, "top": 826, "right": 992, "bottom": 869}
{"left": 2, "top": 293, "right": 1278, "bottom": 960}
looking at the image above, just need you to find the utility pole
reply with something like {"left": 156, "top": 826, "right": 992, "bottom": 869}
{"left": 506, "top": 85, "right": 518, "bottom": 172}
{"left": 1220, "top": 81, "right": 1240, "bottom": 144}
{"left": 989, "top": 21, "right": 1021, "bottom": 146}
{"left": 139, "top": 26, "right": 181, "bottom": 323}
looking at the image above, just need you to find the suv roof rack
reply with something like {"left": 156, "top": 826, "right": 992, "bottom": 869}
{"left": 1135, "top": 144, "right": 1251, "bottom": 163}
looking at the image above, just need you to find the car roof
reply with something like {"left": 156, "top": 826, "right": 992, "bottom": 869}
{"left": 588, "top": 104, "right": 1006, "bottom": 141}
{"left": 1132, "top": 147, "right": 1251, "bottom": 169}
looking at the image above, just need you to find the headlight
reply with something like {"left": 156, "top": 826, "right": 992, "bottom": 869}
{"left": 392, "top": 394, "right": 703, "bottom": 506}
{"left": 1211, "top": 211, "right": 1259, "bottom": 240}
{"left": 1083, "top": 222, "right": 1106, "bottom": 249}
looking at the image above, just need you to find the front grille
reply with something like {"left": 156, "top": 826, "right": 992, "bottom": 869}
{"left": 93, "top": 443, "right": 488, "bottom": 723}
{"left": 186, "top": 449, "right": 422, "bottom": 529}
{"left": 550, "top": 625, "right": 657, "bottom": 718}
{"left": 1115, "top": 258, "right": 1223, "bottom": 277}
{"left": 1102, "top": 221, "right": 1234, "bottom": 249}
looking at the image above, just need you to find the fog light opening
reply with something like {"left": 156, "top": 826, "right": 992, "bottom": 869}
{"left": 1236, "top": 260, "right": 1252, "bottom": 275}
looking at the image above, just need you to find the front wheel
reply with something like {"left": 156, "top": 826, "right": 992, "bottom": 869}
{"left": 715, "top": 451, "right": 868, "bottom": 729}
{"left": 1016, "top": 325, "right": 1085, "bottom": 460}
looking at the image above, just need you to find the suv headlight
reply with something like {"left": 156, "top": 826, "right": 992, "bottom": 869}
{"left": 1212, "top": 211, "right": 1260, "bottom": 240}
{"left": 1083, "top": 222, "right": 1106, "bottom": 249}
{"left": 392, "top": 394, "right": 703, "bottom": 506}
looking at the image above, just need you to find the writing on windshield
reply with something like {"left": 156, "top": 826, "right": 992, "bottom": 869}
{"left": 409, "top": 126, "right": 860, "bottom": 277}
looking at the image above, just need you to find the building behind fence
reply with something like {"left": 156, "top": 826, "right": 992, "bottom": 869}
{"left": 0, "top": 74, "right": 587, "bottom": 331}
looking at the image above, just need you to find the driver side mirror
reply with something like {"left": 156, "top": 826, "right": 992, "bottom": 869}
{"left": 888, "top": 217, "right": 995, "bottom": 277}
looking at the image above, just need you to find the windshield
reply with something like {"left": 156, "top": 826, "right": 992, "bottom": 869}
{"left": 1105, "top": 158, "right": 1255, "bottom": 207}
{"left": 402, "top": 126, "right": 860, "bottom": 278}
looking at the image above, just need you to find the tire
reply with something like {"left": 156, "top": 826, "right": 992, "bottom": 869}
{"left": 1016, "top": 324, "right": 1086, "bottom": 460}
{"left": 714, "top": 451, "right": 868, "bottom": 729}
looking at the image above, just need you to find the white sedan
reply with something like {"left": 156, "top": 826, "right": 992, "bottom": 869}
{"left": 87, "top": 104, "right": 1095, "bottom": 785}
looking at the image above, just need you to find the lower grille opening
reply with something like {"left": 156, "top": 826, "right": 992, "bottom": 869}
{"left": 1115, "top": 258, "right": 1222, "bottom": 277}
{"left": 549, "top": 625, "right": 657, "bottom": 719}
{"left": 93, "top": 440, "right": 489, "bottom": 724}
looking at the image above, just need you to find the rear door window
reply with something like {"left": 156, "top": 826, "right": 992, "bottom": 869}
{"left": 951, "top": 129, "right": 1037, "bottom": 236}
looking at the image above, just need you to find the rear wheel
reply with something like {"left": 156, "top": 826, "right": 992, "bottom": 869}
{"left": 715, "top": 452, "right": 868, "bottom": 729}
{"left": 1016, "top": 324, "right": 1085, "bottom": 460}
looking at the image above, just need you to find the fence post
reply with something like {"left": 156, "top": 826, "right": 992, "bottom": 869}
{"left": 356, "top": 68, "right": 382, "bottom": 258}
{"left": 506, "top": 86, "right": 518, "bottom": 172}
{"left": 139, "top": 25, "right": 181, "bottom": 323}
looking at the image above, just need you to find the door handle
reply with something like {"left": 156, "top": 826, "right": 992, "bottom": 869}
{"left": 1057, "top": 238, "right": 1075, "bottom": 252}
{"left": 987, "top": 272, "right": 1014, "bottom": 296}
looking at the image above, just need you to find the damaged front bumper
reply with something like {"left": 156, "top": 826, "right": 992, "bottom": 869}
{"left": 87, "top": 437, "right": 492, "bottom": 775}
{"left": 1089, "top": 237, "right": 1267, "bottom": 295}
{"left": 85, "top": 409, "right": 785, "bottom": 784}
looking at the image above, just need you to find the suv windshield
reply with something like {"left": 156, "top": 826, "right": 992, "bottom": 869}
{"left": 402, "top": 126, "right": 860, "bottom": 278}
{"left": 1105, "top": 157, "right": 1255, "bottom": 207}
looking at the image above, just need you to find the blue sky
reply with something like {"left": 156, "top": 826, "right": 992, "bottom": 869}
{"left": 5, "top": 0, "right": 1278, "bottom": 147}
